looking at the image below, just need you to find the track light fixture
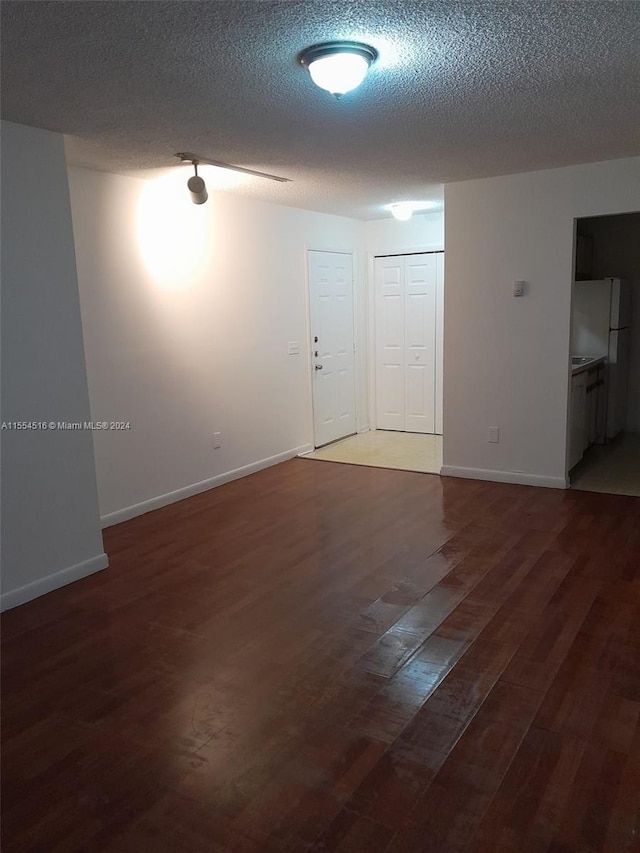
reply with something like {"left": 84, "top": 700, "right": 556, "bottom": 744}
{"left": 299, "top": 41, "right": 378, "bottom": 97}
{"left": 176, "top": 152, "right": 290, "bottom": 191}
{"left": 175, "top": 152, "right": 291, "bottom": 204}
{"left": 186, "top": 159, "right": 208, "bottom": 205}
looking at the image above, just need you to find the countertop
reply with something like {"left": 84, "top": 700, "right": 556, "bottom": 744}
{"left": 571, "top": 355, "right": 606, "bottom": 376}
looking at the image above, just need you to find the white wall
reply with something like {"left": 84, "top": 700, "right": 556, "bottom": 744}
{"left": 364, "top": 211, "right": 444, "bottom": 255}
{"left": 68, "top": 167, "right": 366, "bottom": 523}
{"left": 1, "top": 121, "right": 106, "bottom": 610}
{"left": 443, "top": 157, "right": 640, "bottom": 488}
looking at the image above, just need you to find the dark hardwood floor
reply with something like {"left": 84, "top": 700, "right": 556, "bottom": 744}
{"left": 2, "top": 458, "right": 639, "bottom": 852}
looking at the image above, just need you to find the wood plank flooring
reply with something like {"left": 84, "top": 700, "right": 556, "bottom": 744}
{"left": 2, "top": 458, "right": 639, "bottom": 852}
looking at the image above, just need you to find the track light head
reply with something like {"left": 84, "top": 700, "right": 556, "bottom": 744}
{"left": 186, "top": 160, "right": 208, "bottom": 205}
{"left": 187, "top": 174, "right": 208, "bottom": 205}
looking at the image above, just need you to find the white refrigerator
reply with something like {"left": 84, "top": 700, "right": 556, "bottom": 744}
{"left": 606, "top": 278, "right": 632, "bottom": 439}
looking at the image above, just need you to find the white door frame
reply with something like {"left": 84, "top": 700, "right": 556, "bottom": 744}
{"left": 367, "top": 244, "right": 444, "bottom": 432}
{"left": 305, "top": 247, "right": 361, "bottom": 448}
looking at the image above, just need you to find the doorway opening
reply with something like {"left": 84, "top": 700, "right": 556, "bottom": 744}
{"left": 568, "top": 212, "right": 640, "bottom": 496}
{"left": 357, "top": 250, "right": 445, "bottom": 473}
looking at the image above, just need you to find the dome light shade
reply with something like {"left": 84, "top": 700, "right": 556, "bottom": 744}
{"left": 300, "top": 41, "right": 378, "bottom": 96}
{"left": 308, "top": 53, "right": 369, "bottom": 96}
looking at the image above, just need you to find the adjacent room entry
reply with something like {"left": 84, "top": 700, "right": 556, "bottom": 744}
{"left": 375, "top": 252, "right": 444, "bottom": 434}
{"left": 308, "top": 250, "right": 357, "bottom": 447}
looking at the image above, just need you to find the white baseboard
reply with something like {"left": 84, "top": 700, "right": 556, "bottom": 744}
{"left": 295, "top": 443, "right": 315, "bottom": 455}
{"left": 440, "top": 465, "right": 568, "bottom": 490}
{"left": 101, "top": 444, "right": 314, "bottom": 528}
{"left": 0, "top": 552, "right": 109, "bottom": 612}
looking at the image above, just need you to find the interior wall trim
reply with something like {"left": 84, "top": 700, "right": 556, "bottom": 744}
{"left": 440, "top": 465, "right": 568, "bottom": 490}
{"left": 100, "top": 444, "right": 314, "bottom": 529}
{"left": 0, "top": 552, "right": 109, "bottom": 612}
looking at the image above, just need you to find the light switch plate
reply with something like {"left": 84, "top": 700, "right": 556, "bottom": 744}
{"left": 288, "top": 341, "right": 300, "bottom": 355}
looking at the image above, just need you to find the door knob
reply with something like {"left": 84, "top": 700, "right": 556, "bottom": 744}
{"left": 315, "top": 364, "right": 323, "bottom": 370}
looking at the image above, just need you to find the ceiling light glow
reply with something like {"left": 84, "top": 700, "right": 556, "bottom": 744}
{"left": 387, "top": 201, "right": 441, "bottom": 221}
{"left": 390, "top": 204, "right": 413, "bottom": 221}
{"left": 300, "top": 41, "right": 378, "bottom": 97}
{"left": 308, "top": 53, "right": 369, "bottom": 96}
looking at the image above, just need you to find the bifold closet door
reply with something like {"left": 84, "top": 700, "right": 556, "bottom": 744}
{"left": 375, "top": 254, "right": 437, "bottom": 433}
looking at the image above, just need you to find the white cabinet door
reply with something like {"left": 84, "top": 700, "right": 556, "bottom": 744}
{"left": 569, "top": 372, "right": 587, "bottom": 470}
{"left": 309, "top": 251, "right": 356, "bottom": 448}
{"left": 585, "top": 367, "right": 599, "bottom": 448}
{"left": 595, "top": 365, "right": 607, "bottom": 444}
{"left": 375, "top": 253, "right": 441, "bottom": 434}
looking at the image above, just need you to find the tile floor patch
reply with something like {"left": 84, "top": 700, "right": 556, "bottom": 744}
{"left": 302, "top": 431, "right": 442, "bottom": 475}
{"left": 571, "top": 433, "right": 640, "bottom": 497}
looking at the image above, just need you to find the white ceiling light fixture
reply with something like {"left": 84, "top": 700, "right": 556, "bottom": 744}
{"left": 387, "top": 201, "right": 441, "bottom": 221}
{"left": 299, "top": 41, "right": 378, "bottom": 97}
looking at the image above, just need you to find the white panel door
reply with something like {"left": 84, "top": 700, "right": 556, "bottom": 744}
{"left": 374, "top": 253, "right": 441, "bottom": 434}
{"left": 435, "top": 252, "right": 444, "bottom": 435}
{"left": 308, "top": 251, "right": 356, "bottom": 447}
{"left": 374, "top": 256, "right": 405, "bottom": 430}
{"left": 404, "top": 255, "right": 436, "bottom": 433}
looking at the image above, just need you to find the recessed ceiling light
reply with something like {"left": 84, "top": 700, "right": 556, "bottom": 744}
{"left": 386, "top": 201, "right": 441, "bottom": 221}
{"left": 299, "top": 41, "right": 378, "bottom": 97}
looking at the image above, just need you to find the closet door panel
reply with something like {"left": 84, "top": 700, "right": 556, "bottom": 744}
{"left": 404, "top": 255, "right": 436, "bottom": 433}
{"left": 375, "top": 258, "right": 405, "bottom": 429}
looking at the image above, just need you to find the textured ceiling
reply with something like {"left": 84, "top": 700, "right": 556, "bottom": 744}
{"left": 1, "top": 0, "right": 639, "bottom": 220}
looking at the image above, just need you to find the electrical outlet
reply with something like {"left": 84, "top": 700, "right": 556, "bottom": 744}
{"left": 213, "top": 432, "right": 222, "bottom": 449}
{"left": 488, "top": 427, "right": 500, "bottom": 443}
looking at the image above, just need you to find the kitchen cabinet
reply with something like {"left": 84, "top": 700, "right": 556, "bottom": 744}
{"left": 595, "top": 364, "right": 608, "bottom": 442}
{"left": 570, "top": 371, "right": 587, "bottom": 469}
{"left": 569, "top": 357, "right": 607, "bottom": 471}
{"left": 585, "top": 362, "right": 606, "bottom": 447}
